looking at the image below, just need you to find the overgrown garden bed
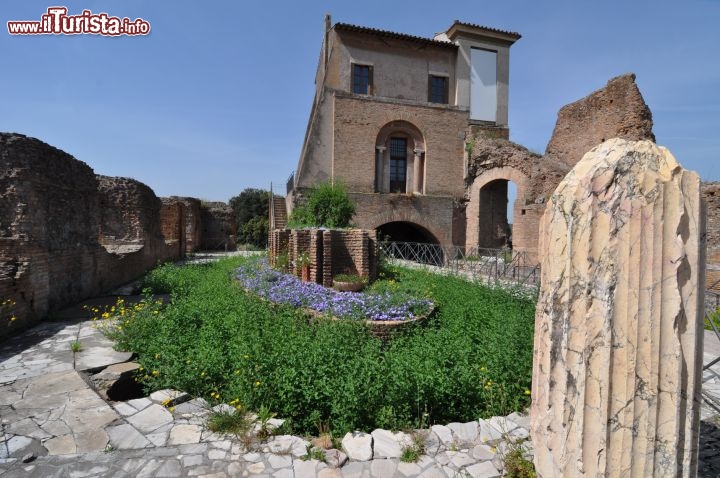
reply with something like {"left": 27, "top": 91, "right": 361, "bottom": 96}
{"left": 103, "top": 256, "right": 536, "bottom": 435}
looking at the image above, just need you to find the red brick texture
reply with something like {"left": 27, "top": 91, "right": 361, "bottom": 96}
{"left": 269, "top": 228, "right": 378, "bottom": 288}
{"left": 0, "top": 133, "right": 235, "bottom": 339}
{"left": 544, "top": 73, "right": 655, "bottom": 169}
{"left": 333, "top": 94, "right": 468, "bottom": 198}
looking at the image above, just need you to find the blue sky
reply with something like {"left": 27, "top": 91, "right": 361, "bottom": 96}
{"left": 2, "top": 0, "right": 718, "bottom": 201}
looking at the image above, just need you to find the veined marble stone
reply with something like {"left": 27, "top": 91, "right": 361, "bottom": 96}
{"left": 530, "top": 138, "right": 706, "bottom": 477}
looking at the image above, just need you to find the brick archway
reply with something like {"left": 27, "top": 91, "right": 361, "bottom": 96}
{"left": 364, "top": 210, "right": 447, "bottom": 245}
{"left": 466, "top": 166, "right": 537, "bottom": 258}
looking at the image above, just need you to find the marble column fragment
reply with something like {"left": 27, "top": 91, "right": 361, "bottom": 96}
{"left": 530, "top": 138, "right": 706, "bottom": 477}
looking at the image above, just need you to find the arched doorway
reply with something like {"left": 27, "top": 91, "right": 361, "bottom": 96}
{"left": 477, "top": 178, "right": 517, "bottom": 249}
{"left": 377, "top": 221, "right": 439, "bottom": 244}
{"left": 466, "top": 166, "right": 529, "bottom": 254}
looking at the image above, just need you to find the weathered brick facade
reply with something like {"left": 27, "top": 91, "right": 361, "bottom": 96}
{"left": 290, "top": 17, "right": 520, "bottom": 249}
{"left": 200, "top": 202, "right": 237, "bottom": 251}
{"left": 703, "top": 182, "right": 720, "bottom": 292}
{"left": 269, "top": 228, "right": 378, "bottom": 287}
{"left": 0, "top": 133, "right": 236, "bottom": 339}
{"left": 544, "top": 73, "right": 656, "bottom": 169}
{"left": 333, "top": 94, "right": 467, "bottom": 198}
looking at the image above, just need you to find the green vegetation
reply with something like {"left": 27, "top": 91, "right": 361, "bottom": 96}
{"left": 400, "top": 432, "right": 426, "bottom": 463}
{"left": 288, "top": 181, "right": 355, "bottom": 229}
{"left": 332, "top": 273, "right": 367, "bottom": 284}
{"left": 106, "top": 256, "right": 535, "bottom": 435}
{"left": 706, "top": 308, "right": 720, "bottom": 331}
{"left": 229, "top": 188, "right": 270, "bottom": 248}
{"left": 503, "top": 447, "right": 536, "bottom": 478}
{"left": 207, "top": 407, "right": 253, "bottom": 436}
{"left": 70, "top": 340, "right": 82, "bottom": 353}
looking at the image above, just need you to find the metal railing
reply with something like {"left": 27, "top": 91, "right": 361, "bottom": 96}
{"left": 380, "top": 241, "right": 540, "bottom": 288}
{"left": 286, "top": 171, "right": 295, "bottom": 196}
{"left": 703, "top": 286, "right": 720, "bottom": 414}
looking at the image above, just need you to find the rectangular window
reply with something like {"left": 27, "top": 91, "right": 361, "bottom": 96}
{"left": 389, "top": 137, "right": 407, "bottom": 193}
{"left": 428, "top": 75, "right": 449, "bottom": 104}
{"left": 470, "top": 48, "right": 497, "bottom": 121}
{"left": 352, "top": 64, "right": 372, "bottom": 95}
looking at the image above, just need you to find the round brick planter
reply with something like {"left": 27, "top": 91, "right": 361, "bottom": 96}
{"left": 333, "top": 280, "right": 365, "bottom": 292}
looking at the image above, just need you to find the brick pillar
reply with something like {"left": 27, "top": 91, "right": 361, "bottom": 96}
{"left": 322, "top": 230, "right": 333, "bottom": 287}
{"left": 531, "top": 139, "right": 705, "bottom": 477}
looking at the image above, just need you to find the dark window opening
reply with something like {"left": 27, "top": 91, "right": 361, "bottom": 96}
{"left": 389, "top": 137, "right": 407, "bottom": 193}
{"left": 428, "top": 75, "right": 449, "bottom": 104}
{"left": 352, "top": 64, "right": 372, "bottom": 95}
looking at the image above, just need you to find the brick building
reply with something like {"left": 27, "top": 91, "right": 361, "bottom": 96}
{"left": 287, "top": 16, "right": 521, "bottom": 247}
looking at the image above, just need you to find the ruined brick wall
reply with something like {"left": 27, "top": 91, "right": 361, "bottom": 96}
{"left": 160, "top": 198, "right": 184, "bottom": 258}
{"left": 703, "top": 182, "right": 720, "bottom": 292}
{"left": 324, "top": 229, "right": 378, "bottom": 287}
{"left": 160, "top": 196, "right": 203, "bottom": 255}
{"left": 200, "top": 201, "right": 237, "bottom": 251}
{"left": 97, "top": 175, "right": 163, "bottom": 244}
{"left": 0, "top": 133, "right": 101, "bottom": 337}
{"left": 465, "top": 139, "right": 568, "bottom": 263}
{"left": 175, "top": 197, "right": 202, "bottom": 253}
{"left": 544, "top": 73, "right": 655, "bottom": 169}
{"left": 95, "top": 175, "right": 177, "bottom": 289}
{"left": 270, "top": 228, "right": 378, "bottom": 288}
{"left": 0, "top": 133, "right": 186, "bottom": 339}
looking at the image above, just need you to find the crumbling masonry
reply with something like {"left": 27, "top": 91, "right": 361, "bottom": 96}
{"left": 0, "top": 133, "right": 235, "bottom": 340}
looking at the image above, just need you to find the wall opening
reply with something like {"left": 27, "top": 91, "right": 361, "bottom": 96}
{"left": 377, "top": 221, "right": 438, "bottom": 244}
{"left": 477, "top": 178, "right": 516, "bottom": 249}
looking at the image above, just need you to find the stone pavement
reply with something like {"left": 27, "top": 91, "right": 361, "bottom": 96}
{"left": 1, "top": 299, "right": 719, "bottom": 477}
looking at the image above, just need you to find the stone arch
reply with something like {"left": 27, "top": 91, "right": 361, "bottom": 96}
{"left": 374, "top": 120, "right": 426, "bottom": 194}
{"left": 466, "top": 166, "right": 533, "bottom": 254}
{"left": 377, "top": 221, "right": 438, "bottom": 244}
{"left": 364, "top": 209, "right": 448, "bottom": 245}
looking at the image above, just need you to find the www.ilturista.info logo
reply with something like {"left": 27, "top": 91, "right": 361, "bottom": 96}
{"left": 7, "top": 7, "right": 150, "bottom": 36}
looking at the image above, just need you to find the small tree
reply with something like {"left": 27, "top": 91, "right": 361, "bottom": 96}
{"left": 229, "top": 188, "right": 270, "bottom": 247}
{"left": 288, "top": 181, "right": 355, "bottom": 229}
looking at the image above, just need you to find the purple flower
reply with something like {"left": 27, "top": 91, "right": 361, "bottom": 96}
{"left": 236, "top": 258, "right": 432, "bottom": 321}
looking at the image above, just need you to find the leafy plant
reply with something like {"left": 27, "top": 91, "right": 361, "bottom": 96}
{"left": 304, "top": 447, "right": 327, "bottom": 462}
{"left": 400, "top": 431, "right": 426, "bottom": 463}
{"left": 288, "top": 181, "right": 355, "bottom": 229}
{"left": 207, "top": 407, "right": 252, "bottom": 436}
{"left": 70, "top": 340, "right": 82, "bottom": 353}
{"left": 256, "top": 404, "right": 277, "bottom": 439}
{"left": 705, "top": 308, "right": 720, "bottom": 332}
{"left": 503, "top": 447, "right": 536, "bottom": 478}
{"left": 333, "top": 273, "right": 367, "bottom": 284}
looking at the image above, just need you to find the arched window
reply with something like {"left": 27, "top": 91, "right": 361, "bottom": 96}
{"left": 375, "top": 121, "right": 425, "bottom": 194}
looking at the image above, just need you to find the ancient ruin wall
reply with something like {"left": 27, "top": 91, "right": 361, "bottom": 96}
{"left": 0, "top": 134, "right": 185, "bottom": 339}
{"left": 97, "top": 175, "right": 163, "bottom": 245}
{"left": 544, "top": 73, "right": 655, "bottom": 169}
{"left": 703, "top": 182, "right": 720, "bottom": 291}
{"left": 160, "top": 196, "right": 203, "bottom": 255}
{"left": 200, "top": 201, "right": 237, "bottom": 251}
{"left": 1, "top": 133, "right": 102, "bottom": 336}
{"left": 94, "top": 176, "right": 179, "bottom": 290}
{"left": 465, "top": 138, "right": 569, "bottom": 263}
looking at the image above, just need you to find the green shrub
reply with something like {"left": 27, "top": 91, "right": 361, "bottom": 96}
{"left": 109, "top": 257, "right": 535, "bottom": 436}
{"left": 504, "top": 448, "right": 536, "bottom": 478}
{"left": 288, "top": 181, "right": 355, "bottom": 229}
